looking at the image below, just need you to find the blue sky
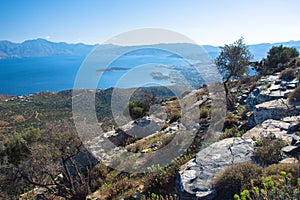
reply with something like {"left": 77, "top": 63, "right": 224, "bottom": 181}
{"left": 0, "top": 0, "right": 299, "bottom": 46}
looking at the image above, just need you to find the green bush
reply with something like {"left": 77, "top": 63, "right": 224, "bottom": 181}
{"left": 280, "top": 68, "right": 296, "bottom": 81}
{"left": 253, "top": 136, "right": 287, "bottom": 166}
{"left": 265, "top": 45, "right": 299, "bottom": 68}
{"left": 257, "top": 45, "right": 299, "bottom": 75}
{"left": 235, "top": 170, "right": 300, "bottom": 200}
{"left": 213, "top": 161, "right": 262, "bottom": 198}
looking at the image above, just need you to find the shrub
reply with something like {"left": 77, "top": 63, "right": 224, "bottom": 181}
{"left": 264, "top": 45, "right": 299, "bottom": 69}
{"left": 280, "top": 68, "right": 296, "bottom": 81}
{"left": 168, "top": 112, "right": 181, "bottom": 123}
{"left": 223, "top": 113, "right": 240, "bottom": 129}
{"left": 213, "top": 161, "right": 262, "bottom": 199}
{"left": 253, "top": 136, "right": 287, "bottom": 166}
{"left": 288, "top": 86, "right": 300, "bottom": 105}
{"left": 129, "top": 100, "right": 147, "bottom": 120}
{"left": 295, "top": 58, "right": 300, "bottom": 67}
{"left": 263, "top": 163, "right": 299, "bottom": 186}
{"left": 199, "top": 107, "right": 209, "bottom": 118}
{"left": 235, "top": 169, "right": 300, "bottom": 200}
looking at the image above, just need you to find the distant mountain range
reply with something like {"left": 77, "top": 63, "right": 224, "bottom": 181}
{"left": 0, "top": 38, "right": 300, "bottom": 60}
{"left": 203, "top": 41, "right": 300, "bottom": 60}
{"left": 0, "top": 38, "right": 95, "bottom": 58}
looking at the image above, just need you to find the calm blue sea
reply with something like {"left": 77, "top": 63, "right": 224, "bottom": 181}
{"left": 0, "top": 54, "right": 190, "bottom": 95}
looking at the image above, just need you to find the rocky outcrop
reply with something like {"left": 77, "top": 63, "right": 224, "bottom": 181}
{"left": 246, "top": 73, "right": 299, "bottom": 111}
{"left": 177, "top": 70, "right": 300, "bottom": 200}
{"left": 178, "top": 137, "right": 254, "bottom": 199}
{"left": 242, "top": 119, "right": 297, "bottom": 143}
{"left": 249, "top": 99, "right": 300, "bottom": 126}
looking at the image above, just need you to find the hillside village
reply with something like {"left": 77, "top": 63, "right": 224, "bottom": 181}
{"left": 0, "top": 42, "right": 300, "bottom": 200}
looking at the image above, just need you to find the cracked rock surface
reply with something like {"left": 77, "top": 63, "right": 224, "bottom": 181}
{"left": 178, "top": 137, "right": 254, "bottom": 199}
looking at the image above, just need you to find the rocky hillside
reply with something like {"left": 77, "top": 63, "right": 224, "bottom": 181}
{"left": 178, "top": 67, "right": 300, "bottom": 199}
{"left": 1, "top": 67, "right": 300, "bottom": 199}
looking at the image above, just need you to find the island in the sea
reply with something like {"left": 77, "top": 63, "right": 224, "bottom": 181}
{"left": 96, "top": 67, "right": 131, "bottom": 74}
{"left": 150, "top": 71, "right": 169, "bottom": 80}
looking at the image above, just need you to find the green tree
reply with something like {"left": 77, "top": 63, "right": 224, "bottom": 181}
{"left": 129, "top": 100, "right": 147, "bottom": 120}
{"left": 215, "top": 37, "right": 253, "bottom": 109}
{"left": 2, "top": 127, "right": 40, "bottom": 165}
{"left": 257, "top": 45, "right": 299, "bottom": 74}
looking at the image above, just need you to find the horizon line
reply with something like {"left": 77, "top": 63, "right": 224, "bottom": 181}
{"left": 1, "top": 37, "right": 300, "bottom": 47}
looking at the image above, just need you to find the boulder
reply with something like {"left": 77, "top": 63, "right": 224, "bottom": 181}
{"left": 178, "top": 137, "right": 254, "bottom": 199}
{"left": 279, "top": 157, "right": 299, "bottom": 164}
{"left": 281, "top": 145, "right": 300, "bottom": 159}
{"left": 121, "top": 116, "right": 165, "bottom": 138}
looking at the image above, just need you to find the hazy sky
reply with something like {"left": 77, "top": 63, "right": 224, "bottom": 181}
{"left": 1, "top": 0, "right": 299, "bottom": 46}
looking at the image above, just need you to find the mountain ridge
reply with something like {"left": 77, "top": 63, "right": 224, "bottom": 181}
{"left": 0, "top": 38, "right": 96, "bottom": 58}
{"left": 0, "top": 38, "right": 300, "bottom": 59}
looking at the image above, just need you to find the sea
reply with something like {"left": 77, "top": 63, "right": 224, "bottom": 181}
{"left": 0, "top": 53, "right": 194, "bottom": 96}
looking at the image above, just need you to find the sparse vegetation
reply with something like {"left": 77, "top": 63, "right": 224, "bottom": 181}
{"left": 199, "top": 106, "right": 210, "bottom": 118}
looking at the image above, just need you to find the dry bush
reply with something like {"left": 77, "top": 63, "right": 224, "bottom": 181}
{"left": 253, "top": 137, "right": 287, "bottom": 166}
{"left": 296, "top": 58, "right": 300, "bottom": 67}
{"left": 0, "top": 120, "right": 9, "bottom": 127}
{"left": 213, "top": 161, "right": 262, "bottom": 199}
{"left": 280, "top": 68, "right": 296, "bottom": 81}
{"left": 249, "top": 82, "right": 258, "bottom": 91}
{"left": 223, "top": 113, "right": 240, "bottom": 129}
{"left": 11, "top": 115, "right": 25, "bottom": 123}
{"left": 288, "top": 86, "right": 300, "bottom": 105}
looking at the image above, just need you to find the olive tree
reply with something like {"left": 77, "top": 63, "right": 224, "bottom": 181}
{"left": 215, "top": 37, "right": 252, "bottom": 109}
